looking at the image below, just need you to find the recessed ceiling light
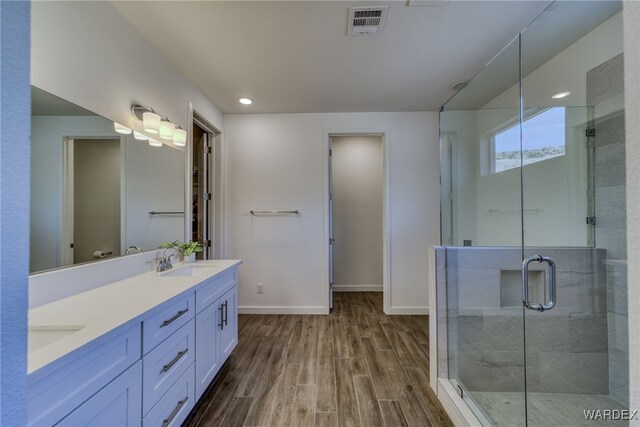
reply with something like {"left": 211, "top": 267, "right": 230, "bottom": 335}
{"left": 552, "top": 91, "right": 571, "bottom": 99}
{"left": 238, "top": 97, "right": 253, "bottom": 105}
{"left": 450, "top": 81, "right": 468, "bottom": 91}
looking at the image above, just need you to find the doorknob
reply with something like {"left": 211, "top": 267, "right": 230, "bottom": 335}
{"left": 522, "top": 254, "right": 556, "bottom": 312}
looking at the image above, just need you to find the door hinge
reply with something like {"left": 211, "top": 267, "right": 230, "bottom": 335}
{"left": 329, "top": 238, "right": 335, "bottom": 245}
{"left": 202, "top": 240, "right": 212, "bottom": 248}
{"left": 204, "top": 192, "right": 212, "bottom": 201}
{"left": 329, "top": 193, "right": 333, "bottom": 201}
{"left": 329, "top": 149, "right": 332, "bottom": 156}
{"left": 207, "top": 146, "right": 212, "bottom": 154}
{"left": 586, "top": 216, "right": 596, "bottom": 225}
{"left": 456, "top": 384, "right": 464, "bottom": 398}
{"left": 70, "top": 243, "right": 74, "bottom": 249}
{"left": 586, "top": 128, "right": 596, "bottom": 137}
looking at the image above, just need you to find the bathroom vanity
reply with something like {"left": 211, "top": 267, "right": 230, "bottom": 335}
{"left": 28, "top": 260, "right": 242, "bottom": 427}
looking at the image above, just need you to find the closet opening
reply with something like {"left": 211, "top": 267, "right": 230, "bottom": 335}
{"left": 328, "top": 133, "right": 388, "bottom": 312}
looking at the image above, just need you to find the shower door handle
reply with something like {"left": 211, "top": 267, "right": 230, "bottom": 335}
{"left": 522, "top": 255, "right": 556, "bottom": 312}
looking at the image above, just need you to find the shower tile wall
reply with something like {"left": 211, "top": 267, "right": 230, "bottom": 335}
{"left": 587, "top": 53, "right": 628, "bottom": 405}
{"left": 445, "top": 247, "right": 608, "bottom": 395}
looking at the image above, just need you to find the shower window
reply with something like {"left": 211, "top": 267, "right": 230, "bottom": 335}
{"left": 492, "top": 107, "right": 566, "bottom": 173}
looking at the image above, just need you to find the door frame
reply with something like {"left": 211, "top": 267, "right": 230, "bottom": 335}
{"left": 187, "top": 103, "right": 223, "bottom": 259}
{"left": 324, "top": 129, "right": 391, "bottom": 314}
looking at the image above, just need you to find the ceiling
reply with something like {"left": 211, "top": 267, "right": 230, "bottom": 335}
{"left": 113, "top": 1, "right": 554, "bottom": 114}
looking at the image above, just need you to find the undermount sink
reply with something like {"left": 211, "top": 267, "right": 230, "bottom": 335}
{"left": 29, "top": 325, "right": 85, "bottom": 352}
{"left": 160, "top": 265, "right": 215, "bottom": 278}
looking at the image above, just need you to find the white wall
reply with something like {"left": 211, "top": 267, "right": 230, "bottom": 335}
{"left": 31, "top": 1, "right": 223, "bottom": 136}
{"left": 623, "top": 0, "right": 640, "bottom": 416}
{"left": 224, "top": 112, "right": 439, "bottom": 314}
{"left": 124, "top": 139, "right": 184, "bottom": 253}
{"left": 332, "top": 135, "right": 384, "bottom": 291}
{"left": 0, "top": 2, "right": 30, "bottom": 424}
{"left": 30, "top": 116, "right": 184, "bottom": 272}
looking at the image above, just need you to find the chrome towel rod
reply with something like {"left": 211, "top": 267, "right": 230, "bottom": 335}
{"left": 148, "top": 211, "right": 185, "bottom": 215}
{"left": 250, "top": 210, "right": 300, "bottom": 215}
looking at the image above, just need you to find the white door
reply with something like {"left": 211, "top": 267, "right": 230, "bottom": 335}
{"left": 328, "top": 137, "right": 334, "bottom": 310}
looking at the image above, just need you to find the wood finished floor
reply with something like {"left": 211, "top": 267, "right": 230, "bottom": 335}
{"left": 184, "top": 292, "right": 453, "bottom": 427}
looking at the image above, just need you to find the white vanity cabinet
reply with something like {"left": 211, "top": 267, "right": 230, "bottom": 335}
{"left": 28, "top": 325, "right": 142, "bottom": 427}
{"left": 195, "top": 271, "right": 238, "bottom": 399}
{"left": 56, "top": 361, "right": 142, "bottom": 427}
{"left": 27, "top": 262, "right": 241, "bottom": 427}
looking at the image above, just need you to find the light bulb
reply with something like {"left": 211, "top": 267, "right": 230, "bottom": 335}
{"left": 133, "top": 131, "right": 148, "bottom": 141}
{"left": 113, "top": 122, "right": 132, "bottom": 134}
{"left": 173, "top": 128, "right": 187, "bottom": 146}
{"left": 143, "top": 111, "right": 161, "bottom": 134}
{"left": 148, "top": 138, "right": 162, "bottom": 147}
{"left": 159, "top": 121, "right": 175, "bottom": 140}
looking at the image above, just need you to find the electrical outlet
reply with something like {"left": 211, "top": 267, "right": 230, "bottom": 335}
{"left": 257, "top": 283, "right": 264, "bottom": 294}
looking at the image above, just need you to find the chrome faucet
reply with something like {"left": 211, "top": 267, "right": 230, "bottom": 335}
{"left": 125, "top": 246, "right": 143, "bottom": 255}
{"left": 157, "top": 247, "right": 178, "bottom": 272}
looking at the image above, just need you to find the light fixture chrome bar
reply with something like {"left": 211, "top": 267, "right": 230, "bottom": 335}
{"left": 131, "top": 104, "right": 184, "bottom": 130}
{"left": 250, "top": 210, "right": 300, "bottom": 215}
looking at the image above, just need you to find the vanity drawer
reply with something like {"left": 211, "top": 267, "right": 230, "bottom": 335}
{"left": 196, "top": 269, "right": 236, "bottom": 313}
{"left": 143, "top": 292, "right": 195, "bottom": 354}
{"left": 143, "top": 363, "right": 195, "bottom": 427}
{"left": 28, "top": 325, "right": 141, "bottom": 427}
{"left": 143, "top": 319, "right": 195, "bottom": 415}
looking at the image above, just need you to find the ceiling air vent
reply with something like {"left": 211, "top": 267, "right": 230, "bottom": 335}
{"left": 347, "top": 6, "right": 389, "bottom": 36}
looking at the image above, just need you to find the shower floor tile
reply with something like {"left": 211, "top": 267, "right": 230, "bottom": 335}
{"left": 468, "top": 391, "right": 628, "bottom": 426}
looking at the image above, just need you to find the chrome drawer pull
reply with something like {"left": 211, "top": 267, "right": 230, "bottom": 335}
{"left": 161, "top": 396, "right": 188, "bottom": 427}
{"left": 161, "top": 309, "right": 188, "bottom": 328}
{"left": 218, "top": 304, "right": 224, "bottom": 330}
{"left": 223, "top": 301, "right": 228, "bottom": 326}
{"left": 161, "top": 349, "right": 188, "bottom": 373}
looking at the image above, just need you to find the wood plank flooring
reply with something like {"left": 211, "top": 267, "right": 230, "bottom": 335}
{"left": 184, "top": 292, "right": 453, "bottom": 427}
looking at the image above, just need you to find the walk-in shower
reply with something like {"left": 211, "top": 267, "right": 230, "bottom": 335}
{"left": 435, "top": 1, "right": 628, "bottom": 425}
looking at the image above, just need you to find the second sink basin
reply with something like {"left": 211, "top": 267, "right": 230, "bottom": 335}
{"left": 161, "top": 265, "right": 215, "bottom": 278}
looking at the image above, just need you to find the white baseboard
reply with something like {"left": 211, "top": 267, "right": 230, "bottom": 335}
{"left": 387, "top": 306, "right": 429, "bottom": 315}
{"left": 238, "top": 306, "right": 328, "bottom": 315}
{"left": 333, "top": 285, "right": 382, "bottom": 292}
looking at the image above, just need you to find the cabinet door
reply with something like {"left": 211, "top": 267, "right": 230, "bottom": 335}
{"left": 219, "top": 286, "right": 237, "bottom": 361}
{"left": 57, "top": 360, "right": 142, "bottom": 427}
{"left": 195, "top": 302, "right": 221, "bottom": 399}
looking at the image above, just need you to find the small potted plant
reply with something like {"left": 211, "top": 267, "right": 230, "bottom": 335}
{"left": 178, "top": 240, "right": 203, "bottom": 263}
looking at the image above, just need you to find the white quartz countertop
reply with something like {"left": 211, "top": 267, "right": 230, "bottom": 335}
{"left": 28, "top": 260, "right": 242, "bottom": 377}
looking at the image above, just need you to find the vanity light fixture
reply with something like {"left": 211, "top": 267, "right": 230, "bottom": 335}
{"left": 173, "top": 127, "right": 187, "bottom": 147}
{"left": 551, "top": 91, "right": 571, "bottom": 99}
{"left": 159, "top": 120, "right": 176, "bottom": 140}
{"left": 148, "top": 137, "right": 163, "bottom": 148}
{"left": 113, "top": 122, "right": 132, "bottom": 134}
{"left": 131, "top": 104, "right": 185, "bottom": 145}
{"left": 238, "top": 97, "right": 253, "bottom": 105}
{"left": 133, "top": 131, "right": 148, "bottom": 141}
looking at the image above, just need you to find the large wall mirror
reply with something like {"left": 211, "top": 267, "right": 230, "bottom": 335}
{"left": 30, "top": 86, "right": 186, "bottom": 273}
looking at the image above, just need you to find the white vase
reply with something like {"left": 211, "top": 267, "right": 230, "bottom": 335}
{"left": 184, "top": 253, "right": 196, "bottom": 263}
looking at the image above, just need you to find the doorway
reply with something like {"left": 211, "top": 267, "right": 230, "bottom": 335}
{"left": 329, "top": 134, "right": 385, "bottom": 311}
{"left": 190, "top": 110, "right": 221, "bottom": 260}
{"left": 62, "top": 137, "right": 122, "bottom": 265}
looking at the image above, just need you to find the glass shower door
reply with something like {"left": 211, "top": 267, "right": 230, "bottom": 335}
{"left": 520, "top": 1, "right": 628, "bottom": 424}
{"left": 441, "top": 35, "right": 529, "bottom": 426}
